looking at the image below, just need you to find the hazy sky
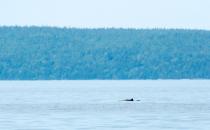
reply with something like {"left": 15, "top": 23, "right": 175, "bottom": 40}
{"left": 0, "top": 0, "right": 210, "bottom": 29}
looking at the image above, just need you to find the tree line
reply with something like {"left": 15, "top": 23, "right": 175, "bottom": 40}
{"left": 0, "top": 26, "right": 209, "bottom": 79}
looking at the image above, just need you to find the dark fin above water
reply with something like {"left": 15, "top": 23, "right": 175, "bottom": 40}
{"left": 122, "top": 98, "right": 134, "bottom": 101}
{"left": 121, "top": 98, "right": 140, "bottom": 102}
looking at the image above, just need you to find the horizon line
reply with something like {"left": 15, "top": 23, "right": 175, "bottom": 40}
{"left": 0, "top": 25, "right": 210, "bottom": 31}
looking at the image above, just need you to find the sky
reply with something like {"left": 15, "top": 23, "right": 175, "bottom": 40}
{"left": 0, "top": 0, "right": 210, "bottom": 29}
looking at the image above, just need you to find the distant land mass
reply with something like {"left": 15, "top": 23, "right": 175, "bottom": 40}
{"left": 0, "top": 26, "right": 210, "bottom": 79}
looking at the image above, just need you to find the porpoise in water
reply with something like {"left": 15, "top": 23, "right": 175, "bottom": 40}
{"left": 122, "top": 98, "right": 140, "bottom": 101}
{"left": 123, "top": 98, "right": 134, "bottom": 101}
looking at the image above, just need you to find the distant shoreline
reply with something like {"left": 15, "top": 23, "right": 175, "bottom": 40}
{"left": 0, "top": 25, "right": 210, "bottom": 31}
{"left": 0, "top": 27, "right": 210, "bottom": 79}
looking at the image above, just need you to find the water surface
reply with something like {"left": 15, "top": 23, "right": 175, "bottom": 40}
{"left": 0, "top": 80, "right": 210, "bottom": 130}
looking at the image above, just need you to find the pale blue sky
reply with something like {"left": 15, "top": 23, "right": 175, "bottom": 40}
{"left": 0, "top": 0, "right": 210, "bottom": 29}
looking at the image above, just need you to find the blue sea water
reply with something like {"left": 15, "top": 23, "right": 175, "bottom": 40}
{"left": 0, "top": 80, "right": 210, "bottom": 130}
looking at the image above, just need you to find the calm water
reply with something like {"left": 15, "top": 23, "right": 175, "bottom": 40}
{"left": 0, "top": 80, "right": 210, "bottom": 130}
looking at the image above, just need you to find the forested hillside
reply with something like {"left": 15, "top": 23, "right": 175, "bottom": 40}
{"left": 0, "top": 26, "right": 210, "bottom": 79}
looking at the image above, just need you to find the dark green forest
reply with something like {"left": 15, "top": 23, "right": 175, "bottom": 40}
{"left": 0, "top": 26, "right": 210, "bottom": 79}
